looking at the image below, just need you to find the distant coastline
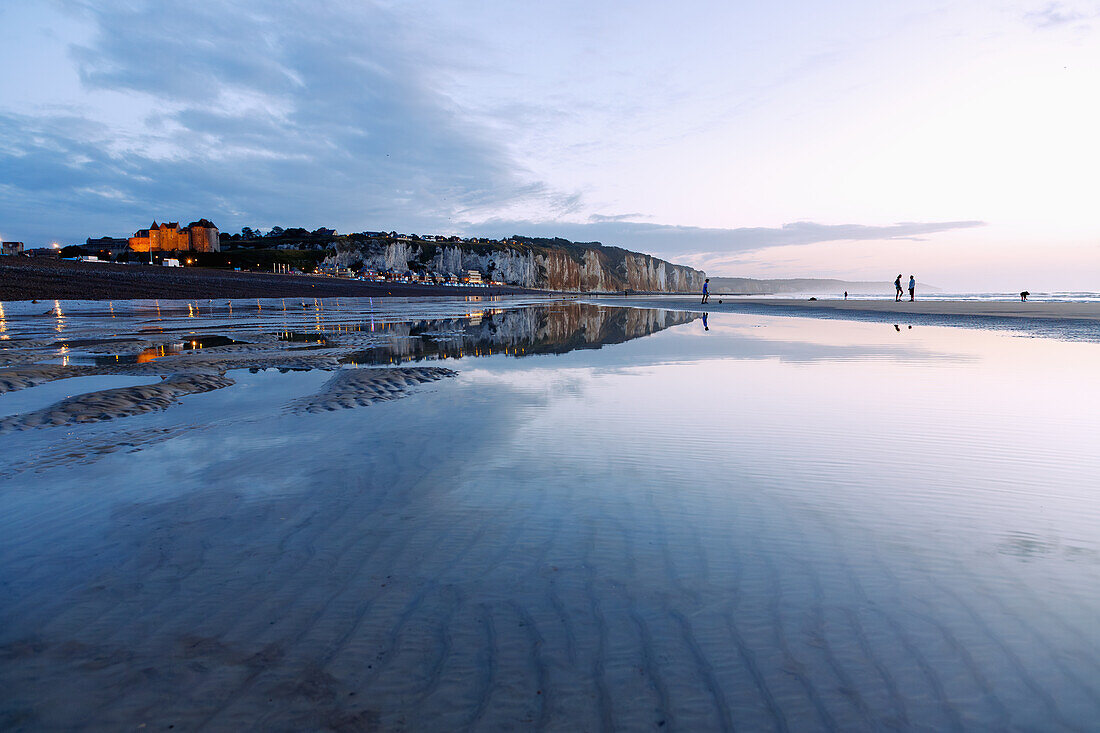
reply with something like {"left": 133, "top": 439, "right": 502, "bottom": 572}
{"left": 706, "top": 276, "right": 943, "bottom": 295}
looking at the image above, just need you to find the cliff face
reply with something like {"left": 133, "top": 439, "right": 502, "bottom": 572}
{"left": 326, "top": 237, "right": 705, "bottom": 292}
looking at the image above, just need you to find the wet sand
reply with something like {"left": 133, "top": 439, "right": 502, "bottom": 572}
{"left": 604, "top": 296, "right": 1100, "bottom": 321}
{"left": 594, "top": 296, "right": 1100, "bottom": 343}
{"left": 2, "top": 301, "right": 1099, "bottom": 730}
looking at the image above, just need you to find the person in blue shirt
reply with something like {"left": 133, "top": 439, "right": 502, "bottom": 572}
{"left": 701, "top": 278, "right": 710, "bottom": 304}
{"left": 908, "top": 275, "right": 916, "bottom": 301}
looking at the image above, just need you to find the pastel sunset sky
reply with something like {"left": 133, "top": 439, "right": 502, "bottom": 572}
{"left": 2, "top": 1, "right": 1098, "bottom": 289}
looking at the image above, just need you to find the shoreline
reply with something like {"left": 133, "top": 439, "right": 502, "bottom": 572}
{"left": 593, "top": 296, "right": 1100, "bottom": 322}
{"left": 587, "top": 295, "right": 1100, "bottom": 342}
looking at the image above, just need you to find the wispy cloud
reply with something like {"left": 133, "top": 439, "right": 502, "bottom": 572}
{"left": 1023, "top": 2, "right": 1092, "bottom": 28}
{"left": 587, "top": 213, "right": 648, "bottom": 223}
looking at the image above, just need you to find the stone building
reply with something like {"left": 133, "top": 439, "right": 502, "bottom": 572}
{"left": 1, "top": 241, "right": 24, "bottom": 256}
{"left": 128, "top": 219, "right": 220, "bottom": 253}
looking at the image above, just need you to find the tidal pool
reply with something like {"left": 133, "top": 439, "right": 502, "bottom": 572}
{"left": 1, "top": 301, "right": 1098, "bottom": 730}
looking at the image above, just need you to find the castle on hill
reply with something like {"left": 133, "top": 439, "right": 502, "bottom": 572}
{"left": 128, "top": 219, "right": 220, "bottom": 253}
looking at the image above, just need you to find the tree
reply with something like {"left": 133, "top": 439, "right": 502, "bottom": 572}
{"left": 268, "top": 226, "right": 285, "bottom": 237}
{"left": 241, "top": 227, "right": 256, "bottom": 239}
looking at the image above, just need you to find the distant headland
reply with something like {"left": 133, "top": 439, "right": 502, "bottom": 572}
{"left": 3, "top": 220, "right": 706, "bottom": 297}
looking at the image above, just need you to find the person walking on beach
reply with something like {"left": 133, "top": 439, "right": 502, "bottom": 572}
{"left": 894, "top": 274, "right": 903, "bottom": 302}
{"left": 908, "top": 275, "right": 916, "bottom": 301}
{"left": 702, "top": 278, "right": 710, "bottom": 304}
{"left": 844, "top": 291, "right": 848, "bottom": 300}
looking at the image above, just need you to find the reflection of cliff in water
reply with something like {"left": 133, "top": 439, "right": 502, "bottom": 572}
{"left": 342, "top": 304, "right": 698, "bottom": 365}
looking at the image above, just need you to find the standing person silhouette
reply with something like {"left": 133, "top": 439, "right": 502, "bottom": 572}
{"left": 908, "top": 275, "right": 916, "bottom": 301}
{"left": 844, "top": 291, "right": 848, "bottom": 300}
{"left": 894, "top": 274, "right": 904, "bottom": 302}
{"left": 701, "top": 278, "right": 710, "bottom": 304}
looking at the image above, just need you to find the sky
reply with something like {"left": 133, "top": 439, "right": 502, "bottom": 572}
{"left": 1, "top": 0, "right": 1098, "bottom": 290}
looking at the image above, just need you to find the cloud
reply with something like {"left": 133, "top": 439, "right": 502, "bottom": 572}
{"left": 0, "top": 0, "right": 989, "bottom": 277}
{"left": 587, "top": 213, "right": 648, "bottom": 223}
{"left": 474, "top": 217, "right": 986, "bottom": 263}
{"left": 0, "top": 0, "right": 561, "bottom": 242}
{"left": 1023, "top": 2, "right": 1092, "bottom": 28}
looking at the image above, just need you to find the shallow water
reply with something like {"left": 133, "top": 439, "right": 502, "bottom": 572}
{"left": 1, "top": 301, "right": 1098, "bottom": 730}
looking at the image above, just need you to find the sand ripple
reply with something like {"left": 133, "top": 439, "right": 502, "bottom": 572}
{"left": 0, "top": 372, "right": 235, "bottom": 432}
{"left": 0, "top": 365, "right": 101, "bottom": 394}
{"left": 287, "top": 367, "right": 456, "bottom": 413}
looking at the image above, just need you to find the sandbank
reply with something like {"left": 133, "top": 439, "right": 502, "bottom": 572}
{"left": 590, "top": 296, "right": 1100, "bottom": 341}
{"left": 604, "top": 296, "right": 1100, "bottom": 321}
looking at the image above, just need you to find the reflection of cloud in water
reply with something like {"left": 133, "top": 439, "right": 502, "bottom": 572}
{"left": 4, "top": 301, "right": 1100, "bottom": 729}
{"left": 547, "top": 323, "right": 973, "bottom": 369}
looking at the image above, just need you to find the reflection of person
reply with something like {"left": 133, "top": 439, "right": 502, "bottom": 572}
{"left": 908, "top": 275, "right": 916, "bottom": 301}
{"left": 702, "top": 278, "right": 710, "bottom": 304}
{"left": 702, "top": 312, "right": 709, "bottom": 331}
{"left": 1020, "top": 291, "right": 1029, "bottom": 301}
{"left": 894, "top": 274, "right": 903, "bottom": 302}
{"left": 894, "top": 324, "right": 901, "bottom": 331}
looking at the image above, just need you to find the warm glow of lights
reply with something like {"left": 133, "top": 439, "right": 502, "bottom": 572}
{"left": 52, "top": 300, "right": 65, "bottom": 333}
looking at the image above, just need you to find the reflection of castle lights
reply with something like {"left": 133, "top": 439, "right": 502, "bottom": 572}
{"left": 53, "top": 300, "right": 65, "bottom": 333}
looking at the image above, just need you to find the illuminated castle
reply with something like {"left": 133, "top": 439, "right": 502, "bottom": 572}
{"left": 128, "top": 219, "right": 220, "bottom": 253}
